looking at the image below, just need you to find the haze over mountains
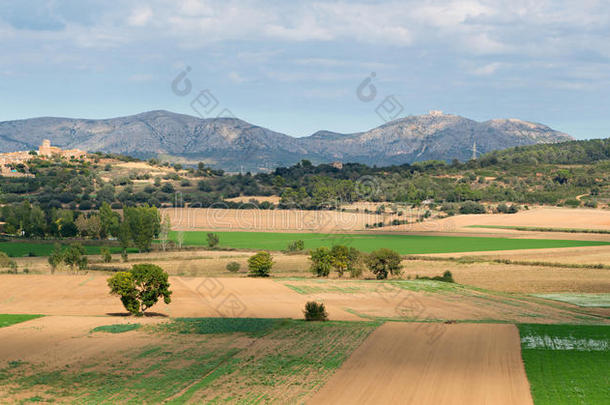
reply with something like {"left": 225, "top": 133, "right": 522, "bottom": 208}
{"left": 0, "top": 110, "right": 572, "bottom": 172}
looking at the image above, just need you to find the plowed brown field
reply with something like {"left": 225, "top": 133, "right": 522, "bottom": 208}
{"left": 310, "top": 323, "right": 533, "bottom": 405}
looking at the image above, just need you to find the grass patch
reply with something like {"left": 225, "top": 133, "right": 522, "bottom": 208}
{"left": 169, "top": 230, "right": 609, "bottom": 255}
{"left": 91, "top": 323, "right": 141, "bottom": 334}
{"left": 533, "top": 293, "right": 610, "bottom": 308}
{"left": 159, "top": 318, "right": 283, "bottom": 337}
{"left": 468, "top": 225, "right": 610, "bottom": 234}
{"left": 518, "top": 324, "right": 610, "bottom": 405}
{"left": 0, "top": 314, "right": 43, "bottom": 328}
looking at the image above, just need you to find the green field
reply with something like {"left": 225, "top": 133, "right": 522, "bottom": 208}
{"left": 0, "top": 242, "right": 136, "bottom": 257}
{"left": 0, "top": 314, "right": 43, "bottom": 329}
{"left": 519, "top": 324, "right": 610, "bottom": 405}
{"left": 170, "top": 231, "right": 610, "bottom": 255}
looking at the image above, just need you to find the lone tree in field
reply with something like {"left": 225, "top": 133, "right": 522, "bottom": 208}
{"left": 107, "top": 263, "right": 172, "bottom": 316}
{"left": 207, "top": 232, "right": 219, "bottom": 248}
{"left": 365, "top": 248, "right": 402, "bottom": 280}
{"left": 248, "top": 251, "right": 273, "bottom": 277}
{"left": 62, "top": 243, "right": 88, "bottom": 273}
{"left": 309, "top": 247, "right": 332, "bottom": 277}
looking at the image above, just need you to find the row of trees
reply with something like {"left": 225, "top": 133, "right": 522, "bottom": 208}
{"left": 309, "top": 246, "right": 402, "bottom": 280}
{"left": 0, "top": 202, "right": 162, "bottom": 258}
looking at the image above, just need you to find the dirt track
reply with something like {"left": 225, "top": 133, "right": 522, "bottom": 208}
{"left": 309, "top": 323, "right": 533, "bottom": 405}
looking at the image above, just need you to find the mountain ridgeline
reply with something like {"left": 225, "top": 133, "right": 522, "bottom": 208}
{"left": 0, "top": 110, "right": 573, "bottom": 171}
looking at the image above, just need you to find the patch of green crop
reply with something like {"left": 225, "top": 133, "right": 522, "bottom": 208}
{"left": 0, "top": 314, "right": 43, "bottom": 328}
{"left": 518, "top": 324, "right": 610, "bottom": 405}
{"left": 158, "top": 318, "right": 285, "bottom": 337}
{"left": 91, "top": 323, "right": 140, "bottom": 334}
{"left": 169, "top": 230, "right": 610, "bottom": 255}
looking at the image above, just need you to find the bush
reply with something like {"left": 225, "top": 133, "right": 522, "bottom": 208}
{"left": 416, "top": 270, "right": 454, "bottom": 283}
{"left": 226, "top": 261, "right": 241, "bottom": 273}
{"left": 497, "top": 203, "right": 520, "bottom": 214}
{"left": 0, "top": 252, "right": 16, "bottom": 269}
{"left": 563, "top": 199, "right": 581, "bottom": 207}
{"left": 100, "top": 247, "right": 112, "bottom": 263}
{"left": 107, "top": 263, "right": 172, "bottom": 316}
{"left": 365, "top": 248, "right": 402, "bottom": 280}
{"left": 303, "top": 301, "right": 328, "bottom": 321}
{"left": 207, "top": 232, "right": 219, "bottom": 248}
{"left": 287, "top": 240, "right": 305, "bottom": 252}
{"left": 248, "top": 251, "right": 273, "bottom": 277}
{"left": 459, "top": 201, "right": 486, "bottom": 214}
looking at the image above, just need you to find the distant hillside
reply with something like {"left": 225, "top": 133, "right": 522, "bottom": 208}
{"left": 0, "top": 110, "right": 572, "bottom": 171}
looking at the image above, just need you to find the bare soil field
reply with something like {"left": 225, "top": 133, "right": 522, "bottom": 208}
{"left": 310, "top": 323, "right": 533, "bottom": 405}
{"left": 1, "top": 275, "right": 605, "bottom": 324}
{"left": 429, "top": 245, "right": 610, "bottom": 265}
{"left": 164, "top": 207, "right": 399, "bottom": 232}
{"left": 388, "top": 207, "right": 610, "bottom": 233}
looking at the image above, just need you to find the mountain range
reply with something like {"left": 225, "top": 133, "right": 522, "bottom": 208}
{"left": 0, "top": 110, "right": 573, "bottom": 172}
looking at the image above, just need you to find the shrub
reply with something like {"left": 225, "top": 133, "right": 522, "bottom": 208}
{"left": 303, "top": 301, "right": 328, "bottom": 321}
{"left": 287, "top": 240, "right": 305, "bottom": 252}
{"left": 226, "top": 261, "right": 241, "bottom": 273}
{"left": 365, "top": 248, "right": 402, "bottom": 280}
{"left": 459, "top": 201, "right": 486, "bottom": 214}
{"left": 309, "top": 247, "right": 332, "bottom": 277}
{"left": 564, "top": 199, "right": 581, "bottom": 207}
{"left": 248, "top": 251, "right": 273, "bottom": 277}
{"left": 207, "top": 232, "right": 219, "bottom": 248}
{"left": 107, "top": 263, "right": 172, "bottom": 316}
{"left": 100, "top": 247, "right": 112, "bottom": 263}
{"left": 0, "top": 252, "right": 16, "bottom": 269}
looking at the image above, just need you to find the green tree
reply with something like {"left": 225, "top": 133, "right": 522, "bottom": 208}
{"left": 248, "top": 251, "right": 273, "bottom": 277}
{"left": 347, "top": 247, "right": 364, "bottom": 278}
{"left": 108, "top": 264, "right": 172, "bottom": 316}
{"left": 124, "top": 205, "right": 160, "bottom": 252}
{"left": 100, "top": 247, "right": 112, "bottom": 263}
{"left": 207, "top": 232, "right": 219, "bottom": 248}
{"left": 62, "top": 243, "right": 88, "bottom": 273}
{"left": 99, "top": 202, "right": 120, "bottom": 238}
{"left": 365, "top": 248, "right": 402, "bottom": 280}
{"left": 330, "top": 245, "right": 349, "bottom": 277}
{"left": 309, "top": 247, "right": 332, "bottom": 277}
{"left": 48, "top": 243, "right": 63, "bottom": 274}
{"left": 117, "top": 221, "right": 131, "bottom": 261}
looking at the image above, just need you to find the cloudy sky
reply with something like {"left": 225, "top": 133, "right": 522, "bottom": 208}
{"left": 1, "top": 0, "right": 609, "bottom": 138}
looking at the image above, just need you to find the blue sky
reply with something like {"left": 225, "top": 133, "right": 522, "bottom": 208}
{"left": 0, "top": 0, "right": 609, "bottom": 139}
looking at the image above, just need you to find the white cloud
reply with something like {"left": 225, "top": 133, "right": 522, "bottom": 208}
{"left": 471, "top": 62, "right": 502, "bottom": 75}
{"left": 227, "top": 71, "right": 247, "bottom": 83}
{"left": 128, "top": 7, "right": 153, "bottom": 27}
